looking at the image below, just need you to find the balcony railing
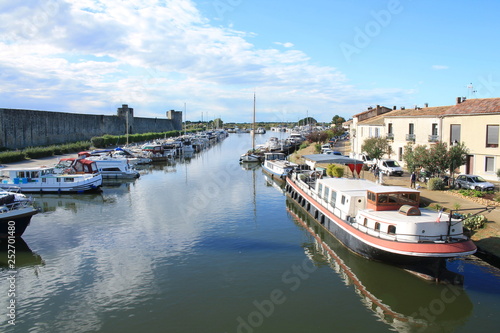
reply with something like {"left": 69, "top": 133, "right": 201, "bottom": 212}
{"left": 386, "top": 133, "right": 394, "bottom": 140}
{"left": 406, "top": 134, "right": 416, "bottom": 141}
{"left": 428, "top": 134, "right": 440, "bottom": 142}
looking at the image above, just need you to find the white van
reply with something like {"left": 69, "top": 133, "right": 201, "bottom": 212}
{"left": 377, "top": 159, "right": 404, "bottom": 176}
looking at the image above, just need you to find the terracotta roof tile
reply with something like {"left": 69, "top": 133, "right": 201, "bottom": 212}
{"left": 444, "top": 98, "right": 500, "bottom": 115}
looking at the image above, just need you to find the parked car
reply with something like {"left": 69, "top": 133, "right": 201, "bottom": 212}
{"left": 454, "top": 174, "right": 495, "bottom": 191}
{"left": 377, "top": 159, "right": 404, "bottom": 176}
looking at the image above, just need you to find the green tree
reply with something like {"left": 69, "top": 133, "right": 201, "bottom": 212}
{"left": 449, "top": 142, "right": 469, "bottom": 177}
{"left": 361, "top": 137, "right": 390, "bottom": 160}
{"left": 327, "top": 164, "right": 344, "bottom": 178}
{"left": 402, "top": 143, "right": 417, "bottom": 172}
{"left": 331, "top": 115, "right": 346, "bottom": 126}
{"left": 298, "top": 117, "right": 317, "bottom": 126}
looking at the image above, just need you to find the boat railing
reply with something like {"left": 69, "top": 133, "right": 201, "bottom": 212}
{"left": 351, "top": 222, "right": 468, "bottom": 243}
{"left": 0, "top": 198, "right": 34, "bottom": 212}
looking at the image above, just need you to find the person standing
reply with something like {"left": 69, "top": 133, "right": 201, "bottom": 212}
{"left": 410, "top": 171, "right": 416, "bottom": 188}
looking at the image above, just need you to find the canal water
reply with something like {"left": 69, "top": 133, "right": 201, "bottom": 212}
{"left": 1, "top": 133, "right": 499, "bottom": 333}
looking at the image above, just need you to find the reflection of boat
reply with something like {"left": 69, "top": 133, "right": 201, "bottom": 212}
{"left": 285, "top": 171, "right": 476, "bottom": 268}
{"left": 0, "top": 189, "right": 39, "bottom": 236}
{"left": 286, "top": 197, "right": 472, "bottom": 332}
{"left": 263, "top": 173, "right": 285, "bottom": 194}
{"left": 0, "top": 237, "right": 44, "bottom": 267}
{"left": 240, "top": 162, "right": 261, "bottom": 171}
{"left": 261, "top": 152, "right": 298, "bottom": 183}
{"left": 31, "top": 192, "right": 115, "bottom": 213}
{"left": 0, "top": 165, "right": 102, "bottom": 193}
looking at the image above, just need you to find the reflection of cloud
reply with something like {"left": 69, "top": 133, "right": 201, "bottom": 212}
{"left": 0, "top": 1, "right": 415, "bottom": 121}
{"left": 432, "top": 65, "right": 449, "bottom": 70}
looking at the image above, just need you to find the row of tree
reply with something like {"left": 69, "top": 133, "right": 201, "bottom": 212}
{"left": 361, "top": 137, "right": 469, "bottom": 175}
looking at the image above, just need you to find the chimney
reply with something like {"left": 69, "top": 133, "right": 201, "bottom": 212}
{"left": 401, "top": 106, "right": 405, "bottom": 110}
{"left": 393, "top": 106, "right": 396, "bottom": 110}
{"left": 456, "top": 97, "right": 462, "bottom": 104}
{"left": 414, "top": 105, "right": 418, "bottom": 110}
{"left": 424, "top": 103, "right": 428, "bottom": 108}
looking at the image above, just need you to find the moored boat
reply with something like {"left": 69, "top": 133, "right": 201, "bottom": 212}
{"left": 261, "top": 152, "right": 298, "bottom": 182}
{"left": 0, "top": 189, "right": 39, "bottom": 237}
{"left": 0, "top": 165, "right": 102, "bottom": 193}
{"left": 285, "top": 171, "right": 477, "bottom": 266}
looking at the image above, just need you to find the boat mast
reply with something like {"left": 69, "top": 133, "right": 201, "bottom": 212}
{"left": 252, "top": 92, "right": 256, "bottom": 151}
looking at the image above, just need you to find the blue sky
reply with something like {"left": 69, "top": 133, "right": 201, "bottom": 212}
{"left": 1, "top": 0, "right": 499, "bottom": 123}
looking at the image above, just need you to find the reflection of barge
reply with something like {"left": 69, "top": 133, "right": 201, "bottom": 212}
{"left": 286, "top": 198, "right": 472, "bottom": 332}
{"left": 285, "top": 171, "right": 476, "bottom": 268}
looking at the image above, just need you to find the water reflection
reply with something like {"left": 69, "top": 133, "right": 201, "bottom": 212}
{"left": 31, "top": 192, "right": 117, "bottom": 213}
{"left": 286, "top": 197, "right": 473, "bottom": 333}
{"left": 0, "top": 237, "right": 44, "bottom": 268}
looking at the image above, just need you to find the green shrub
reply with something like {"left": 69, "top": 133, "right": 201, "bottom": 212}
{"left": 299, "top": 141, "right": 310, "bottom": 150}
{"left": 326, "top": 164, "right": 344, "bottom": 178}
{"left": 0, "top": 151, "right": 26, "bottom": 163}
{"left": 23, "top": 146, "right": 55, "bottom": 159}
{"left": 462, "top": 213, "right": 487, "bottom": 230}
{"left": 428, "top": 177, "right": 445, "bottom": 190}
{"left": 314, "top": 143, "right": 322, "bottom": 153}
{"left": 458, "top": 189, "right": 486, "bottom": 198}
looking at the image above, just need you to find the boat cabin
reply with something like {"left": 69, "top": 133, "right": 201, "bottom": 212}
{"left": 55, "top": 158, "right": 99, "bottom": 174}
{"left": 366, "top": 188, "right": 420, "bottom": 211}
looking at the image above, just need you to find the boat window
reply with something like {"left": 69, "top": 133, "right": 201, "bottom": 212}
{"left": 363, "top": 218, "right": 368, "bottom": 226}
{"left": 64, "top": 178, "right": 75, "bottom": 182}
{"left": 388, "top": 194, "right": 398, "bottom": 203}
{"left": 330, "top": 191, "right": 336, "bottom": 207}
{"left": 341, "top": 195, "right": 346, "bottom": 205}
{"left": 318, "top": 183, "right": 323, "bottom": 195}
{"left": 324, "top": 187, "right": 330, "bottom": 201}
{"left": 378, "top": 195, "right": 388, "bottom": 203}
{"left": 375, "top": 222, "right": 381, "bottom": 231}
{"left": 388, "top": 225, "right": 396, "bottom": 234}
{"left": 31, "top": 171, "right": 39, "bottom": 178}
{"left": 367, "top": 191, "right": 376, "bottom": 202}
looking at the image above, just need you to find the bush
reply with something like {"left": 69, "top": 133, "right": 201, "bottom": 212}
{"left": 326, "top": 164, "right": 344, "bottom": 178}
{"left": 428, "top": 177, "right": 445, "bottom": 190}
{"left": 314, "top": 143, "right": 322, "bottom": 153}
{"left": 0, "top": 151, "right": 26, "bottom": 163}
{"left": 458, "top": 189, "right": 486, "bottom": 198}
{"left": 299, "top": 141, "right": 310, "bottom": 150}
{"left": 462, "top": 213, "right": 487, "bottom": 230}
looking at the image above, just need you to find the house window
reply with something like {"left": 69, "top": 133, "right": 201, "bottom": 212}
{"left": 409, "top": 123, "right": 414, "bottom": 135}
{"left": 486, "top": 125, "right": 499, "bottom": 148}
{"left": 450, "top": 124, "right": 461, "bottom": 144}
{"left": 388, "top": 123, "right": 393, "bottom": 135}
{"left": 398, "top": 147, "right": 403, "bottom": 161}
{"left": 375, "top": 127, "right": 380, "bottom": 138}
{"left": 485, "top": 156, "right": 495, "bottom": 172}
{"left": 432, "top": 123, "right": 438, "bottom": 136}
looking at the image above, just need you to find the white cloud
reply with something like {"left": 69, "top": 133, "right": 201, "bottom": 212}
{"left": 432, "top": 65, "right": 449, "bottom": 70}
{"left": 0, "top": 0, "right": 414, "bottom": 121}
{"left": 274, "top": 42, "right": 294, "bottom": 48}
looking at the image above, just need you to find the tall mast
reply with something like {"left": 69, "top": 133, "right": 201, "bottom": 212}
{"left": 252, "top": 92, "right": 256, "bottom": 151}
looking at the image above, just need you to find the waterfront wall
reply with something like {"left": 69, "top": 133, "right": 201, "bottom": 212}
{"left": 0, "top": 105, "right": 182, "bottom": 149}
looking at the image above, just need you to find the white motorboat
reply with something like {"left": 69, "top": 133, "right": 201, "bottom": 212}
{"left": 77, "top": 153, "right": 140, "bottom": 179}
{"left": 0, "top": 165, "right": 102, "bottom": 193}
{"left": 261, "top": 153, "right": 298, "bottom": 182}
{"left": 0, "top": 189, "right": 39, "bottom": 236}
